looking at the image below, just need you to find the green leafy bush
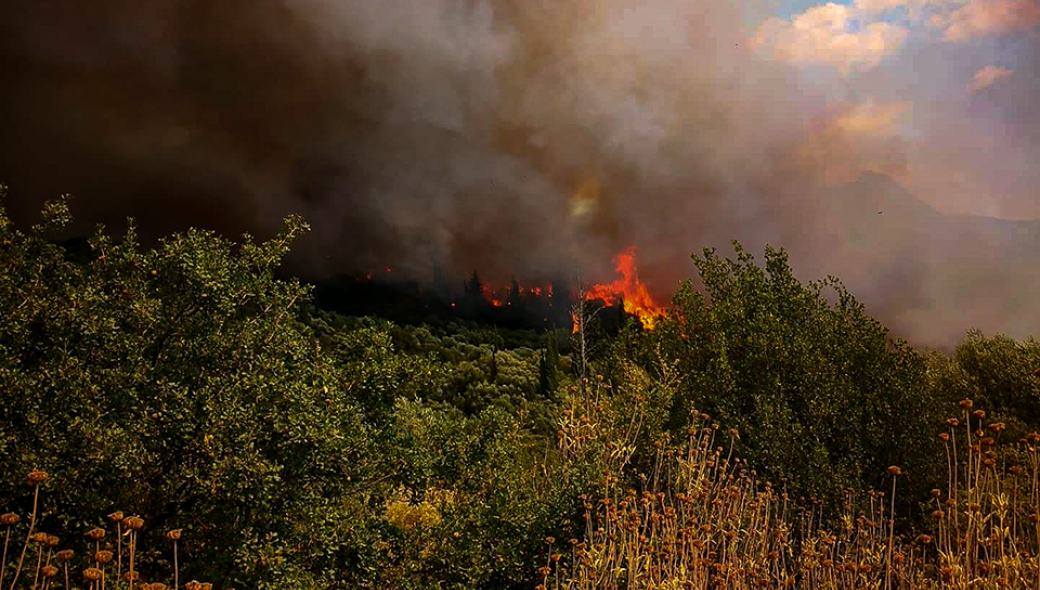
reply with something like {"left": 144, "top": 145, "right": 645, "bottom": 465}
{"left": 632, "top": 243, "right": 946, "bottom": 502}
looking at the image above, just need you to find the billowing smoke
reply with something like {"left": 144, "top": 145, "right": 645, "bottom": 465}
{"left": 1, "top": 0, "right": 1038, "bottom": 347}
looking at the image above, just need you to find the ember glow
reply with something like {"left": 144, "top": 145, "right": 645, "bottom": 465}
{"left": 482, "top": 281, "right": 553, "bottom": 308}
{"left": 585, "top": 248, "right": 664, "bottom": 330}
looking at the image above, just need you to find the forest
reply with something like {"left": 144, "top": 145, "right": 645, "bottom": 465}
{"left": 4, "top": 190, "right": 1040, "bottom": 590}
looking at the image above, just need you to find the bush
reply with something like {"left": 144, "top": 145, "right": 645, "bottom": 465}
{"left": 0, "top": 194, "right": 432, "bottom": 588}
{"left": 634, "top": 243, "right": 946, "bottom": 503}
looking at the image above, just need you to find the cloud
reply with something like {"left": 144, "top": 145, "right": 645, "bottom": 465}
{"left": 795, "top": 99, "right": 911, "bottom": 185}
{"left": 753, "top": 3, "right": 909, "bottom": 74}
{"left": 835, "top": 98, "right": 912, "bottom": 136}
{"left": 943, "top": 0, "right": 1040, "bottom": 41}
{"left": 854, "top": 0, "right": 914, "bottom": 12}
{"left": 848, "top": 0, "right": 1040, "bottom": 42}
{"left": 970, "top": 65, "right": 1015, "bottom": 90}
{"left": 854, "top": 0, "right": 965, "bottom": 13}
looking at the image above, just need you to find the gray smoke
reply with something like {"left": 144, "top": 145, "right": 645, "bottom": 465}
{"left": 1, "top": 0, "right": 1038, "bottom": 347}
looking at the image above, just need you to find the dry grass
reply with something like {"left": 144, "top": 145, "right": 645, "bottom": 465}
{"left": 1, "top": 471, "right": 220, "bottom": 590}
{"left": 541, "top": 389, "right": 1040, "bottom": 590}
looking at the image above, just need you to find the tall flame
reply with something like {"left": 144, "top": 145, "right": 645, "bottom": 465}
{"left": 585, "top": 248, "right": 663, "bottom": 330}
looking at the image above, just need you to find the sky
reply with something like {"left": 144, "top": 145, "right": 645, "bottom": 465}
{"left": 0, "top": 0, "right": 1037, "bottom": 346}
{"left": 754, "top": 0, "right": 1039, "bottom": 217}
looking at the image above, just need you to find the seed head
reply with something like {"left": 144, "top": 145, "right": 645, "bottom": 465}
{"left": 124, "top": 516, "right": 145, "bottom": 531}
{"left": 0, "top": 513, "right": 19, "bottom": 526}
{"left": 107, "top": 511, "right": 124, "bottom": 523}
{"left": 83, "top": 568, "right": 103, "bottom": 582}
{"left": 46, "top": 534, "right": 59, "bottom": 547}
{"left": 959, "top": 399, "right": 974, "bottom": 410}
{"left": 166, "top": 529, "right": 183, "bottom": 542}
{"left": 42, "top": 566, "right": 58, "bottom": 578}
{"left": 32, "top": 532, "right": 48, "bottom": 543}
{"left": 27, "top": 470, "right": 48, "bottom": 485}
{"left": 124, "top": 570, "right": 140, "bottom": 582}
{"left": 57, "top": 550, "right": 75, "bottom": 562}
{"left": 946, "top": 418, "right": 959, "bottom": 427}
{"left": 938, "top": 432, "right": 950, "bottom": 442}
{"left": 86, "top": 528, "right": 106, "bottom": 541}
{"left": 96, "top": 550, "right": 114, "bottom": 565}
{"left": 887, "top": 466, "right": 902, "bottom": 477}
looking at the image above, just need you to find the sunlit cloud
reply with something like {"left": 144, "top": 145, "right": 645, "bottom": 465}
{"left": 794, "top": 98, "right": 912, "bottom": 185}
{"left": 752, "top": 3, "right": 909, "bottom": 74}
{"left": 942, "top": 0, "right": 1040, "bottom": 41}
{"left": 759, "top": 0, "right": 1040, "bottom": 74}
{"left": 970, "top": 65, "right": 1015, "bottom": 90}
{"left": 835, "top": 98, "right": 913, "bottom": 136}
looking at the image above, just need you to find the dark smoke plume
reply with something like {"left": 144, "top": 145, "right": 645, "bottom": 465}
{"left": 1, "top": 0, "right": 1038, "bottom": 347}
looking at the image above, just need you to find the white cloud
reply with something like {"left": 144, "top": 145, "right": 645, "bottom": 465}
{"left": 774, "top": 0, "right": 1040, "bottom": 55}
{"left": 854, "top": 0, "right": 913, "bottom": 12}
{"left": 752, "top": 3, "right": 909, "bottom": 74}
{"left": 970, "top": 65, "right": 1015, "bottom": 90}
{"left": 943, "top": 0, "right": 1040, "bottom": 41}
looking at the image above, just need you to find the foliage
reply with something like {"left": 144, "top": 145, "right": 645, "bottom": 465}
{"left": 926, "top": 331, "right": 1040, "bottom": 440}
{"left": 637, "top": 243, "right": 946, "bottom": 502}
{"left": 0, "top": 194, "right": 429, "bottom": 588}
{"left": 7, "top": 186, "right": 1040, "bottom": 589}
{"left": 377, "top": 400, "right": 591, "bottom": 589}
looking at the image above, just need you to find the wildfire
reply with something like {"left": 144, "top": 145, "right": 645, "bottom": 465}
{"left": 584, "top": 248, "right": 663, "bottom": 330}
{"left": 480, "top": 282, "right": 553, "bottom": 307}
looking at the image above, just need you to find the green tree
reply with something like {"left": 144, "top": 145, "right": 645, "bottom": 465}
{"left": 539, "top": 330, "right": 561, "bottom": 397}
{"left": 0, "top": 192, "right": 435, "bottom": 589}
{"left": 926, "top": 331, "right": 1040, "bottom": 437}
{"left": 640, "top": 242, "right": 943, "bottom": 502}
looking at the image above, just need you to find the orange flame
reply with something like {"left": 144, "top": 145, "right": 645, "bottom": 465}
{"left": 585, "top": 248, "right": 663, "bottom": 330}
{"left": 480, "top": 281, "right": 552, "bottom": 308}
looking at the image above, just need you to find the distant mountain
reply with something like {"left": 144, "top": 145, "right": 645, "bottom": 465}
{"left": 814, "top": 172, "right": 1040, "bottom": 347}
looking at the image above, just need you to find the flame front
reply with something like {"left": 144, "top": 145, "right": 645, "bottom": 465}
{"left": 585, "top": 248, "right": 663, "bottom": 330}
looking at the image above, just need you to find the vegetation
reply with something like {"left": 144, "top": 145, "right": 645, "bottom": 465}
{"left": 3, "top": 187, "right": 1040, "bottom": 588}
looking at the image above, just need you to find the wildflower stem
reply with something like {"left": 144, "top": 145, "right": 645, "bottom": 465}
{"left": 886, "top": 474, "right": 897, "bottom": 590}
{"left": 116, "top": 522, "right": 122, "bottom": 590}
{"left": 8, "top": 483, "right": 40, "bottom": 590}
{"left": 128, "top": 529, "right": 136, "bottom": 590}
{"left": 1, "top": 527, "right": 11, "bottom": 590}
{"left": 30, "top": 544, "right": 42, "bottom": 590}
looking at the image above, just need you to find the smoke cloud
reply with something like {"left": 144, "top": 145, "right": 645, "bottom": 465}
{"left": 1, "top": 0, "right": 1038, "bottom": 347}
